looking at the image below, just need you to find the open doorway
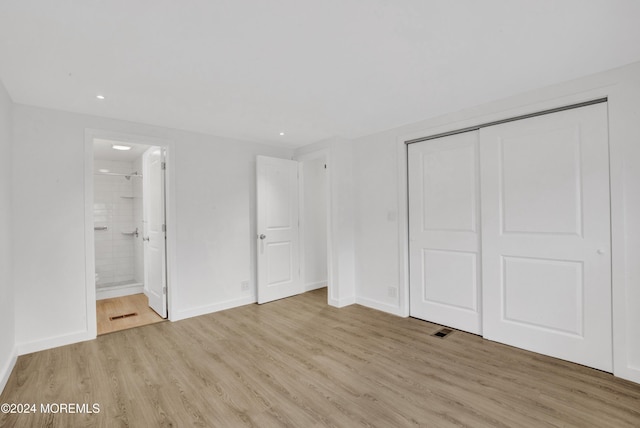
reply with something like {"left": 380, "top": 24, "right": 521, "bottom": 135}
{"left": 91, "top": 137, "right": 168, "bottom": 335}
{"left": 299, "top": 155, "right": 329, "bottom": 293}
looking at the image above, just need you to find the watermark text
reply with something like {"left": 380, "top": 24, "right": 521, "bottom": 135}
{"left": 1, "top": 403, "right": 101, "bottom": 414}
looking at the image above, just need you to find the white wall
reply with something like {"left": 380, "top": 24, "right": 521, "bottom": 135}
{"left": 351, "top": 60, "right": 640, "bottom": 384}
{"left": 295, "top": 138, "right": 356, "bottom": 307}
{"left": 353, "top": 130, "right": 403, "bottom": 314}
{"left": 171, "top": 136, "right": 291, "bottom": 319}
{"left": 301, "top": 157, "right": 328, "bottom": 290}
{"left": 12, "top": 104, "right": 292, "bottom": 354}
{"left": 0, "top": 80, "right": 16, "bottom": 392}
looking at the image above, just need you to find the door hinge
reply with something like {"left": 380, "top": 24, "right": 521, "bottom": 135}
{"left": 162, "top": 224, "right": 166, "bottom": 232}
{"left": 163, "top": 286, "right": 167, "bottom": 294}
{"left": 161, "top": 162, "right": 166, "bottom": 170}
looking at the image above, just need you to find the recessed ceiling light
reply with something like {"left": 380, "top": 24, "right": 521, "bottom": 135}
{"left": 96, "top": 95, "right": 105, "bottom": 100}
{"left": 279, "top": 132, "right": 285, "bottom": 136}
{"left": 112, "top": 144, "right": 131, "bottom": 151}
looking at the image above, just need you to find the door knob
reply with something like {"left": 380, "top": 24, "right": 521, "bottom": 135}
{"left": 143, "top": 236, "right": 150, "bottom": 242}
{"left": 259, "top": 234, "right": 266, "bottom": 240}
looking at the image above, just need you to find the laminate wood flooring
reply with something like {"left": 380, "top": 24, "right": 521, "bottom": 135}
{"left": 2, "top": 288, "right": 640, "bottom": 427}
{"left": 96, "top": 293, "right": 165, "bottom": 335}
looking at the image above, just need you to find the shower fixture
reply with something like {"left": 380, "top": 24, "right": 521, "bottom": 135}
{"left": 95, "top": 171, "right": 143, "bottom": 179}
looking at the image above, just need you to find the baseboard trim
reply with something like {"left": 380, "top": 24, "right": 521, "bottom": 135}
{"left": 329, "top": 295, "right": 356, "bottom": 308}
{"left": 16, "top": 330, "right": 93, "bottom": 357}
{"left": 304, "top": 281, "right": 327, "bottom": 292}
{"left": 96, "top": 283, "right": 144, "bottom": 300}
{"left": 615, "top": 365, "right": 640, "bottom": 385}
{"left": 172, "top": 296, "right": 256, "bottom": 321}
{"left": 356, "top": 296, "right": 405, "bottom": 317}
{"left": 0, "top": 349, "right": 17, "bottom": 395}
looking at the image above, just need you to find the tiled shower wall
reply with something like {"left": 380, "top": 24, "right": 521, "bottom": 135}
{"left": 94, "top": 159, "right": 142, "bottom": 287}
{"left": 132, "top": 155, "right": 144, "bottom": 285}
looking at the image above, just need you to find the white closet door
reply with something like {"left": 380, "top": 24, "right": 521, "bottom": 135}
{"left": 480, "top": 103, "right": 612, "bottom": 371}
{"left": 409, "top": 131, "right": 482, "bottom": 334}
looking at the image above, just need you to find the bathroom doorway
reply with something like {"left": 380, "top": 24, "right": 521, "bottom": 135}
{"left": 91, "top": 137, "right": 168, "bottom": 334}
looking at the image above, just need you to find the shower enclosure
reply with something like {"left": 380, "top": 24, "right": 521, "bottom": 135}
{"left": 94, "top": 158, "right": 145, "bottom": 299}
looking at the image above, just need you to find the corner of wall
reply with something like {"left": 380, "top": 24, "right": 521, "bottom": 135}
{"left": 0, "top": 349, "right": 17, "bottom": 395}
{"left": 294, "top": 137, "right": 358, "bottom": 307}
{"left": 355, "top": 296, "right": 405, "bottom": 317}
{"left": 349, "top": 60, "right": 640, "bottom": 384}
{"left": 0, "top": 78, "right": 16, "bottom": 395}
{"left": 329, "top": 138, "right": 357, "bottom": 306}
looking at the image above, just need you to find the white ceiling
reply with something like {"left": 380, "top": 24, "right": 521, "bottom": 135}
{"left": 93, "top": 138, "right": 151, "bottom": 162}
{"left": 1, "top": 1, "right": 640, "bottom": 148}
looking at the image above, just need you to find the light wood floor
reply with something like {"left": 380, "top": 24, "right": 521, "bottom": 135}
{"left": 2, "top": 288, "right": 640, "bottom": 427}
{"left": 96, "top": 293, "right": 165, "bottom": 335}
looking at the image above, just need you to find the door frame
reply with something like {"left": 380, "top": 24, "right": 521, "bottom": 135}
{"left": 142, "top": 146, "right": 168, "bottom": 317}
{"left": 395, "top": 85, "right": 631, "bottom": 375}
{"left": 83, "top": 129, "right": 176, "bottom": 338}
{"left": 294, "top": 149, "right": 334, "bottom": 303}
{"left": 398, "top": 89, "right": 615, "bottom": 317}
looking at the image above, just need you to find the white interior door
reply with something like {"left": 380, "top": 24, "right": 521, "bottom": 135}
{"left": 143, "top": 147, "right": 167, "bottom": 318}
{"left": 480, "top": 103, "right": 612, "bottom": 371}
{"left": 408, "top": 131, "right": 482, "bottom": 334}
{"left": 257, "top": 156, "right": 301, "bottom": 304}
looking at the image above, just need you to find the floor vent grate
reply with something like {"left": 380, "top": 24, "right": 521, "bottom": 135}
{"left": 432, "top": 328, "right": 453, "bottom": 338}
{"left": 110, "top": 312, "right": 138, "bottom": 321}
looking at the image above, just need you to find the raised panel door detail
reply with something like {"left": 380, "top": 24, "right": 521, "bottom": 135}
{"left": 265, "top": 165, "right": 293, "bottom": 230}
{"left": 409, "top": 131, "right": 481, "bottom": 334}
{"left": 422, "top": 249, "right": 477, "bottom": 312}
{"left": 267, "top": 241, "right": 293, "bottom": 286}
{"left": 502, "top": 256, "right": 583, "bottom": 335}
{"left": 143, "top": 146, "right": 167, "bottom": 318}
{"left": 257, "top": 156, "right": 301, "bottom": 304}
{"left": 500, "top": 126, "right": 582, "bottom": 236}
{"left": 421, "top": 144, "right": 477, "bottom": 232}
{"left": 481, "top": 103, "right": 611, "bottom": 372}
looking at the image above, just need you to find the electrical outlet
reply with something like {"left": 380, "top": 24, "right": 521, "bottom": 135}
{"left": 387, "top": 286, "right": 397, "bottom": 298}
{"left": 241, "top": 280, "right": 250, "bottom": 292}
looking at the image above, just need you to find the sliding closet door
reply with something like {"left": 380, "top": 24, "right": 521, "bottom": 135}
{"left": 408, "top": 131, "right": 481, "bottom": 334}
{"left": 480, "top": 103, "right": 612, "bottom": 371}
